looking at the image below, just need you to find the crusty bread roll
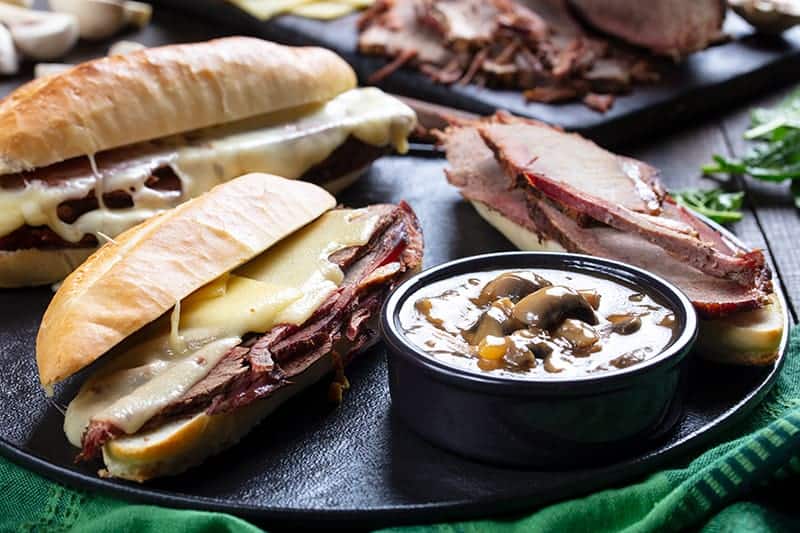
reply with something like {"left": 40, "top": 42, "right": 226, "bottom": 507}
{"left": 696, "top": 294, "right": 785, "bottom": 365}
{"left": 470, "top": 200, "right": 786, "bottom": 365}
{"left": 0, "top": 37, "right": 356, "bottom": 174}
{"left": 36, "top": 173, "right": 336, "bottom": 386}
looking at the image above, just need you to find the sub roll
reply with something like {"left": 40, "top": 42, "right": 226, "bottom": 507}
{"left": 36, "top": 173, "right": 423, "bottom": 481}
{"left": 0, "top": 37, "right": 417, "bottom": 287}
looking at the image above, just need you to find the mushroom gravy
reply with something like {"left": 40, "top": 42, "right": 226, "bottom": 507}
{"left": 399, "top": 269, "right": 679, "bottom": 379}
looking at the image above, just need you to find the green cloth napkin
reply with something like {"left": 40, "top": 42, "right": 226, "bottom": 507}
{"left": 2, "top": 327, "right": 799, "bottom": 533}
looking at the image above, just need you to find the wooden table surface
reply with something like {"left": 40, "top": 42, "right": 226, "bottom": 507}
{"left": 621, "top": 86, "right": 799, "bottom": 326}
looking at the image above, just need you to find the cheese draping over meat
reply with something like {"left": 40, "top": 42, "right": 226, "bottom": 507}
{"left": 63, "top": 208, "right": 385, "bottom": 446}
{"left": 0, "top": 88, "right": 416, "bottom": 245}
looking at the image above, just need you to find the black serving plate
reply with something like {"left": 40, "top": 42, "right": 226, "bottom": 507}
{"left": 151, "top": 0, "right": 800, "bottom": 147}
{"left": 0, "top": 155, "right": 789, "bottom": 529}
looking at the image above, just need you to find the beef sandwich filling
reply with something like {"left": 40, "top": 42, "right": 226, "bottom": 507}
{"left": 68, "top": 203, "right": 423, "bottom": 462}
{"left": 0, "top": 87, "right": 416, "bottom": 255}
{"left": 439, "top": 113, "right": 772, "bottom": 319}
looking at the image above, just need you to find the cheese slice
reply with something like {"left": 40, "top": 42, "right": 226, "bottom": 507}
{"left": 290, "top": 2, "right": 355, "bottom": 19}
{"left": 180, "top": 276, "right": 302, "bottom": 337}
{"left": 63, "top": 207, "right": 384, "bottom": 448}
{"left": 0, "top": 88, "right": 415, "bottom": 244}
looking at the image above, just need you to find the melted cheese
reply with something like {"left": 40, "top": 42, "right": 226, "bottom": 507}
{"left": 238, "top": 208, "right": 384, "bottom": 324}
{"left": 169, "top": 299, "right": 186, "bottom": 353}
{"left": 179, "top": 276, "right": 303, "bottom": 337}
{"left": 0, "top": 88, "right": 415, "bottom": 243}
{"left": 63, "top": 208, "right": 383, "bottom": 447}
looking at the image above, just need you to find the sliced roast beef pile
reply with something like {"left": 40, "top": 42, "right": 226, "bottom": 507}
{"left": 358, "top": 0, "right": 673, "bottom": 112}
{"left": 439, "top": 113, "right": 772, "bottom": 318}
{"left": 77, "top": 203, "right": 423, "bottom": 461}
{"left": 0, "top": 137, "right": 386, "bottom": 252}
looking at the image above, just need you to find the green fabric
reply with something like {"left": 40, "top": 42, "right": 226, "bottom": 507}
{"left": 2, "top": 328, "right": 800, "bottom": 533}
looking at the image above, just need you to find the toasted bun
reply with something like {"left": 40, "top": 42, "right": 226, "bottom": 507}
{"left": 469, "top": 200, "right": 786, "bottom": 365}
{"left": 36, "top": 173, "right": 336, "bottom": 386}
{"left": 101, "top": 351, "right": 336, "bottom": 481}
{"left": 0, "top": 248, "right": 94, "bottom": 288}
{"left": 696, "top": 294, "right": 784, "bottom": 365}
{"left": 0, "top": 37, "right": 356, "bottom": 174}
{"left": 471, "top": 200, "right": 566, "bottom": 252}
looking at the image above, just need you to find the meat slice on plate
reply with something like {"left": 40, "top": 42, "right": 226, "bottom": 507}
{"left": 527, "top": 197, "right": 768, "bottom": 318}
{"left": 439, "top": 114, "right": 772, "bottom": 319}
{"left": 568, "top": 0, "right": 726, "bottom": 56}
{"left": 477, "top": 119, "right": 769, "bottom": 289}
{"left": 477, "top": 117, "right": 664, "bottom": 214}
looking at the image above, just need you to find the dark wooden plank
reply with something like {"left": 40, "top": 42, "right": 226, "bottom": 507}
{"left": 719, "top": 87, "right": 800, "bottom": 321}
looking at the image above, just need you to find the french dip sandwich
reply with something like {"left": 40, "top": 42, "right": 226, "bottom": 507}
{"left": 439, "top": 113, "right": 784, "bottom": 365}
{"left": 36, "top": 173, "right": 423, "bottom": 481}
{"left": 0, "top": 37, "right": 417, "bottom": 288}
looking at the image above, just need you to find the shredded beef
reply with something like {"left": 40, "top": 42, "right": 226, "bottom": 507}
{"left": 358, "top": 0, "right": 663, "bottom": 111}
{"left": 76, "top": 421, "right": 123, "bottom": 463}
{"left": 582, "top": 92, "right": 614, "bottom": 113}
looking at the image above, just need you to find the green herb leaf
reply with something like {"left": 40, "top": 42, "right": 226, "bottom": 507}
{"left": 702, "top": 87, "right": 800, "bottom": 208}
{"left": 672, "top": 188, "right": 744, "bottom": 224}
{"left": 749, "top": 87, "right": 800, "bottom": 138}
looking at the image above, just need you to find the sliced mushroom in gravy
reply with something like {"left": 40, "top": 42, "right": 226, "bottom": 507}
{"left": 400, "top": 269, "right": 679, "bottom": 379}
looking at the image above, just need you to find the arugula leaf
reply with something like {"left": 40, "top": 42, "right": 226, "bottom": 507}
{"left": 792, "top": 180, "right": 800, "bottom": 210}
{"left": 672, "top": 188, "right": 744, "bottom": 224}
{"left": 748, "top": 87, "right": 800, "bottom": 139}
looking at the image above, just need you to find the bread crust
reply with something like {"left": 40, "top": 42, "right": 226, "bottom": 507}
{"left": 36, "top": 173, "right": 335, "bottom": 386}
{"left": 0, "top": 37, "right": 356, "bottom": 174}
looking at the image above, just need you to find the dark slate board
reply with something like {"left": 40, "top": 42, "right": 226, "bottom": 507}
{"left": 151, "top": 0, "right": 800, "bottom": 147}
{"left": 0, "top": 155, "right": 789, "bottom": 529}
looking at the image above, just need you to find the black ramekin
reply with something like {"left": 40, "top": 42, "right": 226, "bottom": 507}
{"left": 381, "top": 252, "right": 698, "bottom": 468}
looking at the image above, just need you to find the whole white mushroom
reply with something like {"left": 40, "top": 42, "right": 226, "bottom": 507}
{"left": 0, "top": 4, "right": 78, "bottom": 60}
{"left": 49, "top": 0, "right": 151, "bottom": 41}
{"left": 0, "top": 23, "right": 19, "bottom": 75}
